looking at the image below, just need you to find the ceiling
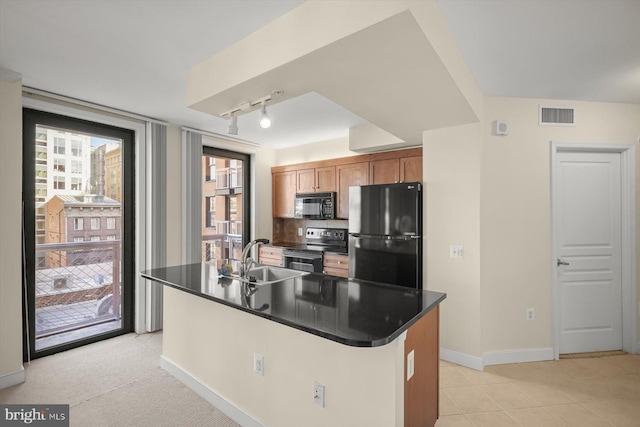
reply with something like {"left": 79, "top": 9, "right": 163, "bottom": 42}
{"left": 1, "top": 0, "right": 638, "bottom": 149}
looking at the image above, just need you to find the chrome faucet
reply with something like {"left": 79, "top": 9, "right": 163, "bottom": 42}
{"left": 240, "top": 238, "right": 269, "bottom": 278}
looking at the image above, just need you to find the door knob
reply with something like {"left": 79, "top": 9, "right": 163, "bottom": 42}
{"left": 557, "top": 259, "right": 570, "bottom": 267}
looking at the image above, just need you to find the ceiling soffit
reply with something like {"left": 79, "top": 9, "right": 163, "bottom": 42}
{"left": 188, "top": 8, "right": 478, "bottom": 145}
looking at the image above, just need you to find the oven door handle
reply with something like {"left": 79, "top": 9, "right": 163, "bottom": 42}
{"left": 283, "top": 251, "right": 323, "bottom": 260}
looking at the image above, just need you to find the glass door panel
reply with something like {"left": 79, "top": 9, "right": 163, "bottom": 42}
{"left": 23, "top": 109, "right": 134, "bottom": 358}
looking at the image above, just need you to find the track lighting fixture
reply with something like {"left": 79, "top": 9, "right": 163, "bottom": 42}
{"left": 227, "top": 115, "right": 238, "bottom": 135}
{"left": 259, "top": 104, "right": 271, "bottom": 129}
{"left": 221, "top": 90, "right": 282, "bottom": 133}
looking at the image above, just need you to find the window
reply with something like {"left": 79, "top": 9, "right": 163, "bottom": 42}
{"left": 24, "top": 107, "right": 136, "bottom": 360}
{"left": 90, "top": 217, "right": 100, "bottom": 230}
{"left": 205, "top": 196, "right": 216, "bottom": 228}
{"left": 71, "top": 140, "right": 82, "bottom": 156}
{"left": 54, "top": 175, "right": 65, "bottom": 190}
{"left": 106, "top": 235, "right": 116, "bottom": 241}
{"left": 71, "top": 160, "right": 82, "bottom": 174}
{"left": 201, "top": 145, "right": 250, "bottom": 264}
{"left": 54, "top": 158, "right": 65, "bottom": 172}
{"left": 70, "top": 177, "right": 82, "bottom": 191}
{"left": 205, "top": 157, "right": 216, "bottom": 182}
{"left": 54, "top": 137, "right": 65, "bottom": 154}
{"left": 106, "top": 217, "right": 116, "bottom": 230}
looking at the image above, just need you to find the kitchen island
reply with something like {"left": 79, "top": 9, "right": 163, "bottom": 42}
{"left": 142, "top": 263, "right": 445, "bottom": 427}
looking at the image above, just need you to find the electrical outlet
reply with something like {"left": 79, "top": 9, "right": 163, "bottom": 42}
{"left": 526, "top": 308, "right": 535, "bottom": 321}
{"left": 298, "top": 227, "right": 303, "bottom": 236}
{"left": 407, "top": 350, "right": 415, "bottom": 380}
{"left": 450, "top": 245, "right": 464, "bottom": 259}
{"left": 253, "top": 353, "right": 264, "bottom": 376}
{"left": 313, "top": 381, "right": 325, "bottom": 408}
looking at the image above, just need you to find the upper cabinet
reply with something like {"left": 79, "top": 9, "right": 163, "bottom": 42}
{"left": 272, "top": 171, "right": 296, "bottom": 218}
{"left": 370, "top": 155, "right": 422, "bottom": 185}
{"left": 369, "top": 159, "right": 399, "bottom": 185}
{"left": 399, "top": 156, "right": 422, "bottom": 183}
{"left": 296, "top": 166, "right": 336, "bottom": 193}
{"left": 272, "top": 148, "right": 422, "bottom": 219}
{"left": 336, "top": 162, "right": 368, "bottom": 219}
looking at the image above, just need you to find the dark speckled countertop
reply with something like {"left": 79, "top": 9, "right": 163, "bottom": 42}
{"left": 141, "top": 263, "right": 445, "bottom": 347}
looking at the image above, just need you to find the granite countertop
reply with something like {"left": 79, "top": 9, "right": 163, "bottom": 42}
{"left": 141, "top": 263, "right": 446, "bottom": 347}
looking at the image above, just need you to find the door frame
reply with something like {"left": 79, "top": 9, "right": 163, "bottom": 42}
{"left": 23, "top": 94, "right": 151, "bottom": 335}
{"left": 550, "top": 142, "right": 637, "bottom": 358}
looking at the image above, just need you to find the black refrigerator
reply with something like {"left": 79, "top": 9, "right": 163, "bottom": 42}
{"left": 348, "top": 182, "right": 423, "bottom": 289}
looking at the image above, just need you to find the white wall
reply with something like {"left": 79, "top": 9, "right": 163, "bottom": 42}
{"left": 423, "top": 123, "right": 483, "bottom": 365}
{"left": 0, "top": 74, "right": 25, "bottom": 388}
{"left": 481, "top": 97, "right": 640, "bottom": 355}
{"left": 162, "top": 286, "right": 402, "bottom": 427}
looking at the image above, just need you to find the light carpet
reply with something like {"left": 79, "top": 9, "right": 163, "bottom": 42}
{"left": 0, "top": 332, "right": 240, "bottom": 427}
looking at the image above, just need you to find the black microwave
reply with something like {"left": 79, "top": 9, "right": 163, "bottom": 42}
{"left": 294, "top": 192, "right": 335, "bottom": 219}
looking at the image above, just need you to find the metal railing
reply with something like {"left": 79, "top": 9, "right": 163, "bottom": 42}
{"left": 35, "top": 241, "right": 121, "bottom": 338}
{"left": 202, "top": 233, "right": 242, "bottom": 268}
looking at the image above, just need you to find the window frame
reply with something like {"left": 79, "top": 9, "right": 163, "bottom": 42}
{"left": 202, "top": 145, "right": 251, "bottom": 252}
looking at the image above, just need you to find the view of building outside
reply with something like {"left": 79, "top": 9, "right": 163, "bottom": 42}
{"left": 34, "top": 126, "right": 123, "bottom": 349}
{"left": 202, "top": 155, "right": 244, "bottom": 270}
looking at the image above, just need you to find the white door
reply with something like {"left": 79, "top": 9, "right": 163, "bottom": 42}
{"left": 554, "top": 151, "right": 622, "bottom": 354}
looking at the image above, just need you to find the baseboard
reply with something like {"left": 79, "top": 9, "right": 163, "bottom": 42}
{"left": 440, "top": 347, "right": 483, "bottom": 371}
{"left": 483, "top": 348, "right": 554, "bottom": 367}
{"left": 440, "top": 347, "right": 555, "bottom": 371}
{"left": 0, "top": 367, "right": 25, "bottom": 390}
{"left": 160, "top": 355, "right": 264, "bottom": 427}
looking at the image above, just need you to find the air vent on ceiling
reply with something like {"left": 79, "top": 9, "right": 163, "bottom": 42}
{"left": 539, "top": 106, "right": 575, "bottom": 126}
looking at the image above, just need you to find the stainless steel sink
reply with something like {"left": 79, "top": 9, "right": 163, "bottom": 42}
{"left": 243, "top": 265, "right": 309, "bottom": 284}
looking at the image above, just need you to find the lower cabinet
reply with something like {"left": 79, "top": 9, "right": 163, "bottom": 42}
{"left": 323, "top": 253, "right": 349, "bottom": 278}
{"left": 258, "top": 246, "right": 284, "bottom": 267}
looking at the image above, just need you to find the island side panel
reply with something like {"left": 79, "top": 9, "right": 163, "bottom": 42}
{"left": 162, "top": 287, "right": 403, "bottom": 427}
{"left": 404, "top": 306, "right": 439, "bottom": 427}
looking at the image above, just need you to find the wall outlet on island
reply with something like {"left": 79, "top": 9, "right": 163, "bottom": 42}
{"left": 254, "top": 353, "right": 264, "bottom": 376}
{"left": 298, "top": 227, "right": 303, "bottom": 236}
{"left": 526, "top": 308, "right": 535, "bottom": 321}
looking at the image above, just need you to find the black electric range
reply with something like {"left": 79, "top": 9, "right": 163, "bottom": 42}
{"left": 279, "top": 227, "right": 347, "bottom": 273}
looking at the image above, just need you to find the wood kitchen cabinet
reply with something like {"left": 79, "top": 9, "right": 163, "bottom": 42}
{"left": 369, "top": 156, "right": 423, "bottom": 185}
{"left": 323, "top": 253, "right": 349, "bottom": 278}
{"left": 272, "top": 148, "right": 421, "bottom": 220}
{"left": 258, "top": 246, "right": 284, "bottom": 267}
{"left": 336, "top": 162, "right": 369, "bottom": 219}
{"left": 370, "top": 158, "right": 400, "bottom": 185}
{"left": 272, "top": 171, "right": 296, "bottom": 218}
{"left": 296, "top": 166, "right": 336, "bottom": 193}
{"left": 400, "top": 156, "right": 423, "bottom": 183}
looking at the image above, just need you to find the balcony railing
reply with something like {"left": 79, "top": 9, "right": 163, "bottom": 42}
{"left": 202, "top": 233, "right": 242, "bottom": 270}
{"left": 35, "top": 241, "right": 121, "bottom": 338}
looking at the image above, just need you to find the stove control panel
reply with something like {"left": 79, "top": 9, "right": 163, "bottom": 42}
{"left": 306, "top": 227, "right": 347, "bottom": 243}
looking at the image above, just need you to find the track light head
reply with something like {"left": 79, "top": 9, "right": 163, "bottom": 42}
{"left": 227, "top": 115, "right": 238, "bottom": 135}
{"left": 259, "top": 105, "right": 271, "bottom": 129}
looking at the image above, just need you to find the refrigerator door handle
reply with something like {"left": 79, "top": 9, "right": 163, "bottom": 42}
{"left": 350, "top": 234, "right": 419, "bottom": 241}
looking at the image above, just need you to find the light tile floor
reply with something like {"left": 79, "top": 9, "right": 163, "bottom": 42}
{"left": 436, "top": 355, "right": 640, "bottom": 427}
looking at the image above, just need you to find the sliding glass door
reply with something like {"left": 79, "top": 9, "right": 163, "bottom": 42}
{"left": 23, "top": 109, "right": 134, "bottom": 359}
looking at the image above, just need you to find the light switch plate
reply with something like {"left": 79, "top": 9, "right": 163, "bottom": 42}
{"left": 407, "top": 350, "right": 415, "bottom": 380}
